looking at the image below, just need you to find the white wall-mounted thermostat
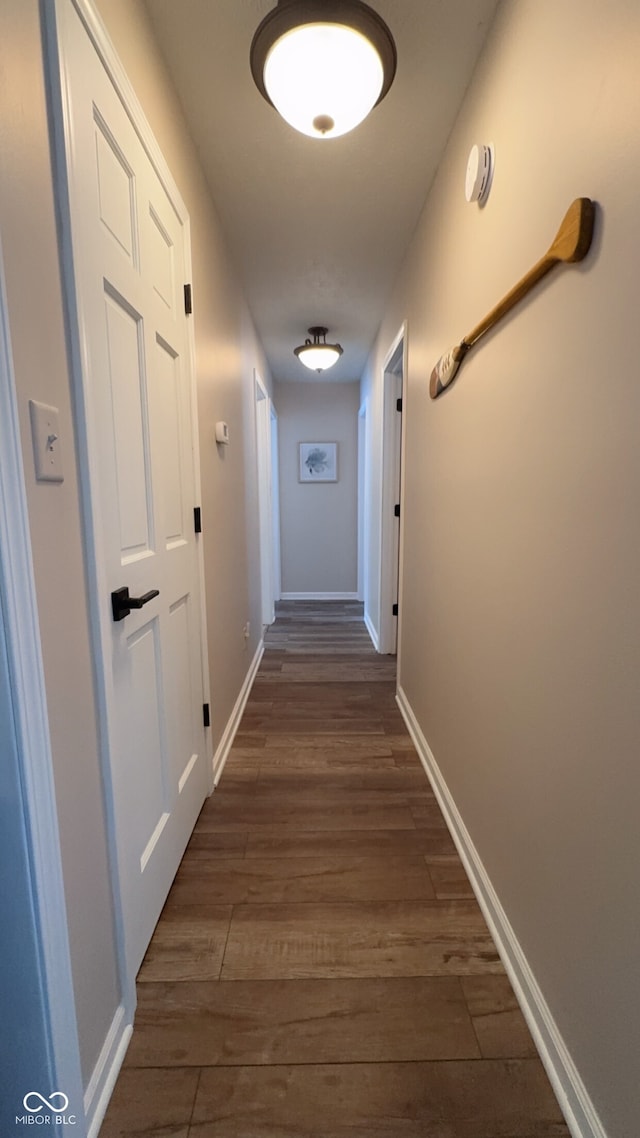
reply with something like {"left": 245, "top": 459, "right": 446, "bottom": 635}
{"left": 215, "top": 421, "right": 230, "bottom": 445}
{"left": 465, "top": 143, "right": 494, "bottom": 205}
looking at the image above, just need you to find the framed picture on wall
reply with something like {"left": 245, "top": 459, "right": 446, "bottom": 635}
{"left": 299, "top": 442, "right": 338, "bottom": 483}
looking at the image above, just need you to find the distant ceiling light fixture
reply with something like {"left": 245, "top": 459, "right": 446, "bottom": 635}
{"left": 294, "top": 326, "right": 343, "bottom": 372}
{"left": 250, "top": 0, "right": 397, "bottom": 140}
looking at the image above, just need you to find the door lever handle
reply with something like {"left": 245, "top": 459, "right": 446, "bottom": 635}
{"left": 111, "top": 586, "right": 160, "bottom": 622}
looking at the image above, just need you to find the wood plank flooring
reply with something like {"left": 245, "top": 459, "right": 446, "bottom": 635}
{"left": 100, "top": 601, "right": 569, "bottom": 1138}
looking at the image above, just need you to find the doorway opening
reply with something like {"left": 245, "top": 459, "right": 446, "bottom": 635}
{"left": 378, "top": 325, "right": 406, "bottom": 656}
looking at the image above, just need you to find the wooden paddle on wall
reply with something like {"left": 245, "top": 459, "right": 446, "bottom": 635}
{"left": 429, "top": 197, "right": 596, "bottom": 399}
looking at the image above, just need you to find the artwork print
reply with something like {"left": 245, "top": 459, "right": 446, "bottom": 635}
{"left": 299, "top": 442, "right": 338, "bottom": 482}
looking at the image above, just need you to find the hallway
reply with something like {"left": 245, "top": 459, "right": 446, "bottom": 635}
{"left": 101, "top": 602, "right": 568, "bottom": 1137}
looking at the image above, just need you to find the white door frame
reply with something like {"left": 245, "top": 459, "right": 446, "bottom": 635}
{"left": 270, "top": 402, "right": 282, "bottom": 604}
{"left": 254, "top": 371, "right": 275, "bottom": 626}
{"left": 43, "top": 0, "right": 210, "bottom": 997}
{"left": 378, "top": 322, "right": 407, "bottom": 655}
{"left": 0, "top": 241, "right": 86, "bottom": 1130}
{"left": 357, "top": 401, "right": 367, "bottom": 604}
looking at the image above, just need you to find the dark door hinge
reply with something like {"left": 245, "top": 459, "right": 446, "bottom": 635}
{"left": 184, "top": 283, "right": 193, "bottom": 315}
{"left": 396, "top": 397, "right": 403, "bottom": 412}
{"left": 392, "top": 603, "right": 399, "bottom": 617}
{"left": 194, "top": 506, "right": 202, "bottom": 534}
{"left": 203, "top": 702, "right": 210, "bottom": 728}
{"left": 394, "top": 503, "right": 400, "bottom": 518}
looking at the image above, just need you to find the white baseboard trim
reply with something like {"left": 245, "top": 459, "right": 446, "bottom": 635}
{"left": 212, "top": 638, "right": 264, "bottom": 786}
{"left": 364, "top": 609, "right": 379, "bottom": 651}
{"left": 396, "top": 685, "right": 607, "bottom": 1138}
{"left": 84, "top": 1003, "right": 132, "bottom": 1138}
{"left": 280, "top": 591, "right": 360, "bottom": 601}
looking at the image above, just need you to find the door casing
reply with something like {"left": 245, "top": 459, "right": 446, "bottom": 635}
{"left": 378, "top": 322, "right": 408, "bottom": 656}
{"left": 0, "top": 235, "right": 86, "bottom": 1132}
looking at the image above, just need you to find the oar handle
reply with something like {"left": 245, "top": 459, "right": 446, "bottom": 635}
{"left": 463, "top": 253, "right": 558, "bottom": 349}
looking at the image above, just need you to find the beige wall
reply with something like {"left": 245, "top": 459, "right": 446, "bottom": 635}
{"left": 364, "top": 1, "right": 640, "bottom": 1133}
{"left": 1, "top": 0, "right": 271, "bottom": 1100}
{"left": 275, "top": 381, "right": 359, "bottom": 596}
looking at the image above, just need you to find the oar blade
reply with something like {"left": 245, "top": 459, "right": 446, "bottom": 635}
{"left": 429, "top": 345, "right": 464, "bottom": 399}
{"left": 550, "top": 197, "right": 596, "bottom": 263}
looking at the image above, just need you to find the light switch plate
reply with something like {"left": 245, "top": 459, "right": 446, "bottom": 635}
{"left": 29, "top": 400, "right": 64, "bottom": 483}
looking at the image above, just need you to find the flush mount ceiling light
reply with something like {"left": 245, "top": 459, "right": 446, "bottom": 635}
{"left": 294, "top": 327, "right": 343, "bottom": 372}
{"left": 250, "top": 0, "right": 397, "bottom": 139}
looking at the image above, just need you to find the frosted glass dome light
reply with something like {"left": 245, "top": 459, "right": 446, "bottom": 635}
{"left": 294, "top": 327, "right": 343, "bottom": 372}
{"left": 264, "top": 25, "right": 383, "bottom": 139}
{"left": 251, "top": 1, "right": 396, "bottom": 140}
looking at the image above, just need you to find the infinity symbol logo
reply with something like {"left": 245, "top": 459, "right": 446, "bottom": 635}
{"left": 23, "top": 1092, "right": 70, "bottom": 1114}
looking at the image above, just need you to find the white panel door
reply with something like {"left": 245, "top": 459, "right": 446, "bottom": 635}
{"left": 255, "top": 375, "right": 275, "bottom": 627}
{"left": 54, "top": 0, "right": 208, "bottom": 978}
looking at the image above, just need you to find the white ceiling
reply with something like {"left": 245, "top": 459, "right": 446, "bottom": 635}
{"left": 144, "top": 0, "right": 500, "bottom": 382}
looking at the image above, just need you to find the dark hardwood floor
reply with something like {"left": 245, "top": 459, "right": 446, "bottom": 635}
{"left": 101, "top": 601, "right": 569, "bottom": 1137}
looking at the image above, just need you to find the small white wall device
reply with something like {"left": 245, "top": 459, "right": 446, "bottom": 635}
{"left": 465, "top": 143, "right": 494, "bottom": 205}
{"left": 29, "top": 399, "right": 64, "bottom": 482}
{"left": 215, "top": 420, "right": 230, "bottom": 444}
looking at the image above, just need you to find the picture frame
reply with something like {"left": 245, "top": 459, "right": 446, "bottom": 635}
{"left": 299, "top": 442, "right": 338, "bottom": 483}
